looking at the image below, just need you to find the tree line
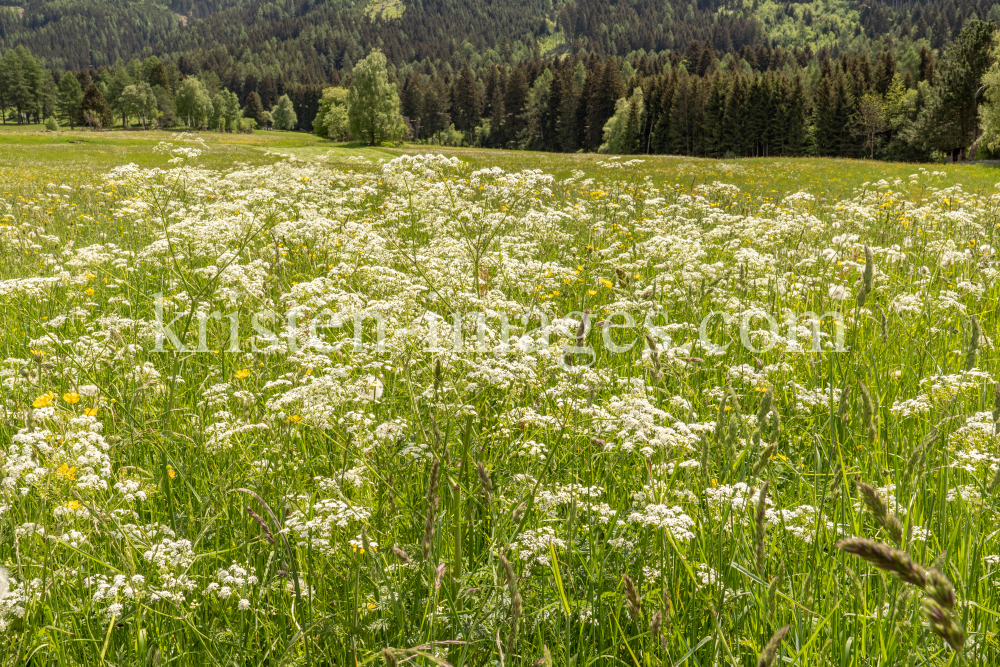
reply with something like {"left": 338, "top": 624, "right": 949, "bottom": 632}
{"left": 394, "top": 21, "right": 997, "bottom": 161}
{"left": 5, "top": 19, "right": 1000, "bottom": 162}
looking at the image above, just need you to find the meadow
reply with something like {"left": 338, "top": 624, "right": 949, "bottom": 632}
{"left": 1, "top": 125, "right": 1000, "bottom": 666}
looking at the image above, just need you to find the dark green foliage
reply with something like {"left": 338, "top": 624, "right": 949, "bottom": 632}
{"left": 79, "top": 82, "right": 112, "bottom": 128}
{"left": 915, "top": 20, "right": 996, "bottom": 160}
{"left": 243, "top": 90, "right": 266, "bottom": 128}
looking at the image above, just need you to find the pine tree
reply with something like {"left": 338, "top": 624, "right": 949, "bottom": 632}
{"left": 421, "top": 77, "right": 450, "bottom": 140}
{"left": 487, "top": 70, "right": 506, "bottom": 148}
{"left": 57, "top": 71, "right": 83, "bottom": 129}
{"left": 244, "top": 91, "right": 267, "bottom": 128}
{"left": 702, "top": 70, "right": 727, "bottom": 157}
{"left": 502, "top": 66, "right": 529, "bottom": 147}
{"left": 783, "top": 75, "right": 808, "bottom": 156}
{"left": 452, "top": 64, "right": 481, "bottom": 132}
{"left": 721, "top": 72, "right": 749, "bottom": 156}
{"left": 80, "top": 83, "right": 112, "bottom": 129}
{"left": 916, "top": 19, "right": 996, "bottom": 160}
{"left": 148, "top": 60, "right": 170, "bottom": 91}
{"left": 543, "top": 67, "right": 564, "bottom": 151}
{"left": 667, "top": 74, "right": 700, "bottom": 156}
{"left": 650, "top": 69, "right": 676, "bottom": 154}
{"left": 573, "top": 62, "right": 595, "bottom": 151}
{"left": 587, "top": 57, "right": 623, "bottom": 150}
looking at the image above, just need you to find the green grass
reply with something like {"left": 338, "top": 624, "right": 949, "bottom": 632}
{"left": 0, "top": 127, "right": 999, "bottom": 666}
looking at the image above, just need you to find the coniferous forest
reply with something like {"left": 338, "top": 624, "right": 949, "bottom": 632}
{"left": 2, "top": 0, "right": 1000, "bottom": 160}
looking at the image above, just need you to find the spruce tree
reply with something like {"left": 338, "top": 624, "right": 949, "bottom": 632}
{"left": 401, "top": 74, "right": 423, "bottom": 138}
{"left": 587, "top": 58, "right": 623, "bottom": 150}
{"left": 503, "top": 67, "right": 529, "bottom": 147}
{"left": 453, "top": 64, "right": 481, "bottom": 132}
{"left": 244, "top": 91, "right": 267, "bottom": 128}
{"left": 702, "top": 71, "right": 727, "bottom": 157}
{"left": 650, "top": 69, "right": 676, "bottom": 154}
{"left": 80, "top": 83, "right": 112, "bottom": 129}
{"left": 721, "top": 73, "right": 749, "bottom": 156}
{"left": 916, "top": 19, "right": 996, "bottom": 160}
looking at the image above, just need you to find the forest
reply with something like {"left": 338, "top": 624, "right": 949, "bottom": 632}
{"left": 1, "top": 0, "right": 1000, "bottom": 160}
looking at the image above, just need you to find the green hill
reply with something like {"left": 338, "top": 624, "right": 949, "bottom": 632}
{"left": 0, "top": 0, "right": 992, "bottom": 79}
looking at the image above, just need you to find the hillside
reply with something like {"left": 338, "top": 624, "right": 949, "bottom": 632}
{"left": 0, "top": 0, "right": 992, "bottom": 79}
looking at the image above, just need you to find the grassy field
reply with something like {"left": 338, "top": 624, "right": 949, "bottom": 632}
{"left": 1, "top": 125, "right": 1000, "bottom": 666}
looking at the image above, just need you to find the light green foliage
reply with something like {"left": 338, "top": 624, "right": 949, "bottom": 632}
{"left": 600, "top": 87, "right": 645, "bottom": 154}
{"left": 978, "top": 34, "right": 1000, "bottom": 151}
{"left": 119, "top": 82, "right": 158, "bottom": 129}
{"left": 210, "top": 90, "right": 242, "bottom": 132}
{"left": 43, "top": 115, "right": 58, "bottom": 131}
{"left": 743, "top": 0, "right": 860, "bottom": 52}
{"left": 313, "top": 87, "right": 350, "bottom": 140}
{"left": 174, "top": 77, "right": 214, "bottom": 129}
{"left": 347, "top": 49, "right": 405, "bottom": 145}
{"left": 271, "top": 94, "right": 298, "bottom": 131}
{"left": 522, "top": 67, "right": 553, "bottom": 147}
{"left": 364, "top": 0, "right": 404, "bottom": 20}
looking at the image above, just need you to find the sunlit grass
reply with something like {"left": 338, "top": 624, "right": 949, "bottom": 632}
{"left": 0, "top": 133, "right": 998, "bottom": 666}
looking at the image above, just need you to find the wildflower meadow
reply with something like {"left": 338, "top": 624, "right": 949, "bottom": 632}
{"left": 1, "top": 130, "right": 1000, "bottom": 666}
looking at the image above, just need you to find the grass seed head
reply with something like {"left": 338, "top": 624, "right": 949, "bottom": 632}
{"left": 926, "top": 568, "right": 956, "bottom": 611}
{"left": 836, "top": 537, "right": 926, "bottom": 588}
{"left": 966, "top": 314, "right": 980, "bottom": 371}
{"left": 531, "top": 645, "right": 553, "bottom": 667}
{"left": 753, "top": 443, "right": 776, "bottom": 476}
{"left": 922, "top": 598, "right": 965, "bottom": 652}
{"left": 858, "top": 380, "right": 877, "bottom": 442}
{"left": 476, "top": 460, "right": 493, "bottom": 504}
{"left": 755, "top": 480, "right": 769, "bottom": 575}
{"left": 622, "top": 573, "right": 641, "bottom": 620}
{"left": 857, "top": 245, "right": 874, "bottom": 306}
{"left": 756, "top": 388, "right": 773, "bottom": 425}
{"left": 649, "top": 610, "right": 662, "bottom": 638}
{"left": 756, "top": 624, "right": 790, "bottom": 667}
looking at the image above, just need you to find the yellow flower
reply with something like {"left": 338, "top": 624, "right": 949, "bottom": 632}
{"left": 588, "top": 290, "right": 598, "bottom": 295}
{"left": 85, "top": 272, "right": 95, "bottom": 280}
{"left": 85, "top": 288, "right": 95, "bottom": 297}
{"left": 286, "top": 415, "right": 301, "bottom": 424}
{"left": 63, "top": 392, "right": 80, "bottom": 404}
{"left": 56, "top": 464, "right": 77, "bottom": 480}
{"left": 235, "top": 368, "right": 250, "bottom": 379}
{"left": 64, "top": 500, "right": 81, "bottom": 511}
{"left": 32, "top": 392, "right": 55, "bottom": 408}
{"left": 84, "top": 408, "right": 99, "bottom": 417}
{"left": 167, "top": 465, "right": 176, "bottom": 480}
